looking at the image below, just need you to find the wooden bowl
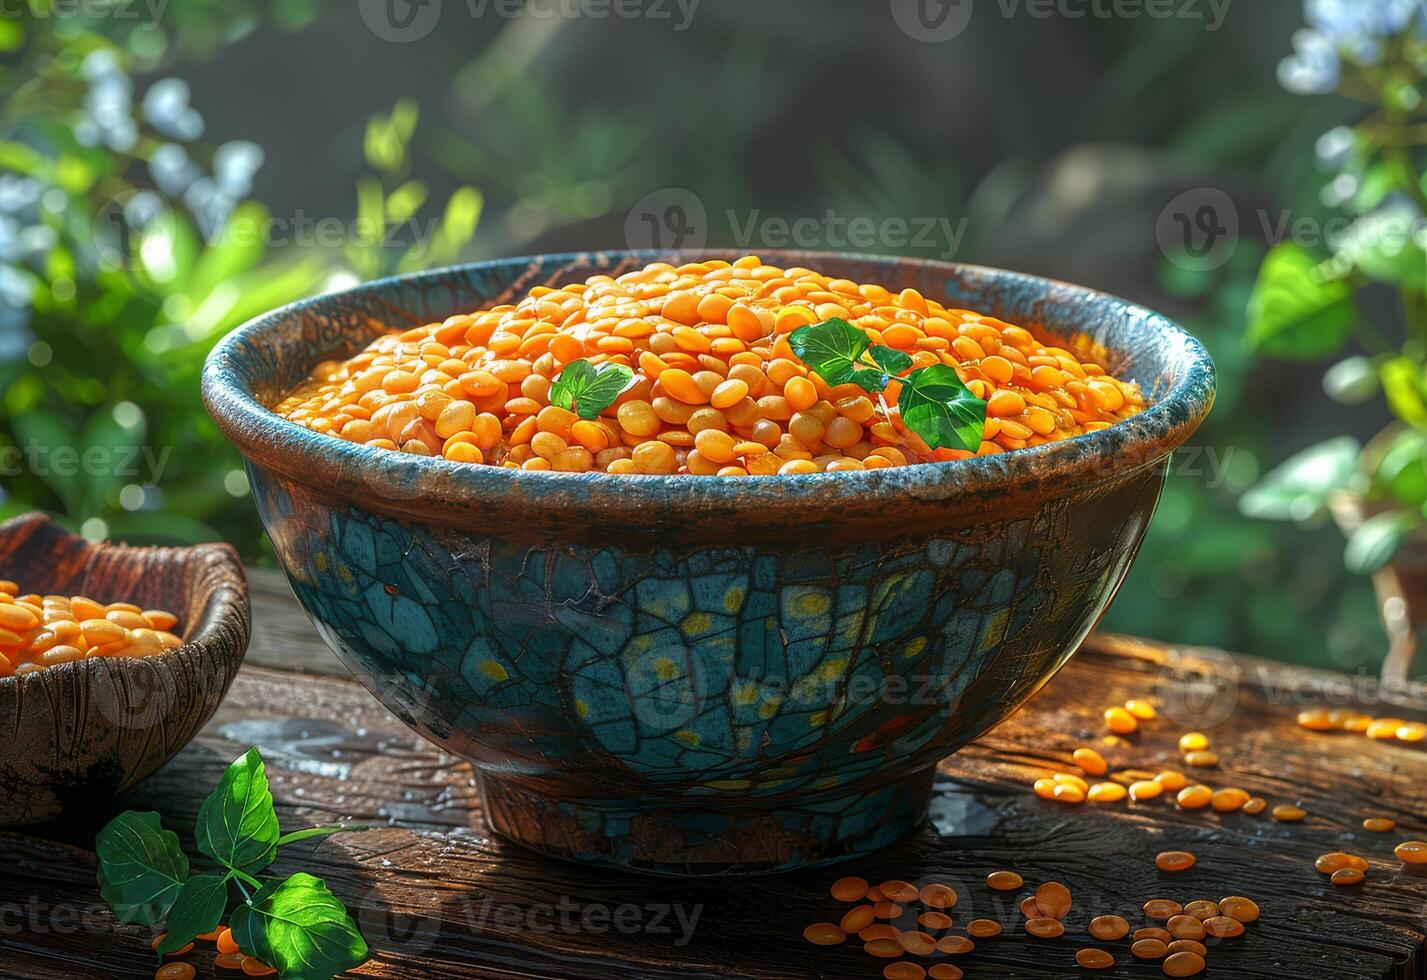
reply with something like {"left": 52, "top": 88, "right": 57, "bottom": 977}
{"left": 0, "top": 512, "right": 250, "bottom": 825}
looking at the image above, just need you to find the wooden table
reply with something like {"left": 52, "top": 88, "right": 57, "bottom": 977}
{"left": 3, "top": 570, "right": 1427, "bottom": 979}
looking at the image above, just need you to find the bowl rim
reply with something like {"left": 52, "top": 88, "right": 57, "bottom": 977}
{"left": 0, "top": 511, "right": 251, "bottom": 690}
{"left": 201, "top": 249, "right": 1216, "bottom": 509}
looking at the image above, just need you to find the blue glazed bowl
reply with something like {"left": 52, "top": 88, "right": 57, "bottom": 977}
{"left": 203, "top": 250, "right": 1214, "bottom": 875}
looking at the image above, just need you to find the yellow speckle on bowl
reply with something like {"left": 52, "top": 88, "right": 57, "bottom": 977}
{"left": 902, "top": 636, "right": 927, "bottom": 658}
{"left": 732, "top": 680, "right": 760, "bottom": 706}
{"left": 704, "top": 779, "right": 750, "bottom": 790}
{"left": 682, "top": 612, "right": 713, "bottom": 637}
{"left": 723, "top": 587, "right": 745, "bottom": 613}
{"left": 653, "top": 656, "right": 679, "bottom": 681}
{"left": 675, "top": 729, "right": 700, "bottom": 747}
{"left": 574, "top": 698, "right": 590, "bottom": 718}
{"left": 794, "top": 590, "right": 831, "bottom": 617}
{"left": 817, "top": 658, "right": 847, "bottom": 681}
{"left": 480, "top": 659, "right": 509, "bottom": 682}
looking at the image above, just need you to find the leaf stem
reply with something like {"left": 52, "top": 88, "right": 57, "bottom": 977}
{"left": 276, "top": 825, "right": 375, "bottom": 848}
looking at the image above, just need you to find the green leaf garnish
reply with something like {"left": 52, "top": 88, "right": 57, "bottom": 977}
{"left": 95, "top": 811, "right": 189, "bottom": 926}
{"left": 788, "top": 317, "right": 873, "bottom": 387}
{"left": 230, "top": 873, "right": 370, "bottom": 980}
{"left": 867, "top": 345, "right": 913, "bottom": 376}
{"left": 195, "top": 746, "right": 281, "bottom": 876}
{"left": 896, "top": 364, "right": 988, "bottom": 452}
{"left": 549, "top": 358, "right": 634, "bottom": 419}
{"left": 95, "top": 748, "right": 372, "bottom": 980}
{"left": 156, "top": 872, "right": 230, "bottom": 957}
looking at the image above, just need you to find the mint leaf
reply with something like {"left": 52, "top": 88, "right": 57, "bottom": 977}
{"left": 897, "top": 364, "right": 987, "bottom": 452}
{"left": 156, "top": 873, "right": 230, "bottom": 957}
{"left": 231, "top": 873, "right": 369, "bottom": 980}
{"left": 95, "top": 811, "right": 189, "bottom": 926}
{"left": 867, "top": 345, "right": 913, "bottom": 376}
{"left": 196, "top": 747, "right": 280, "bottom": 876}
{"left": 1246, "top": 242, "right": 1355, "bottom": 359}
{"left": 549, "top": 359, "right": 634, "bottom": 419}
{"left": 789, "top": 317, "right": 872, "bottom": 387}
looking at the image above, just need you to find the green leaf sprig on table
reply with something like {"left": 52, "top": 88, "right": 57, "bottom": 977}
{"left": 788, "top": 317, "right": 987, "bottom": 451}
{"left": 548, "top": 358, "right": 636, "bottom": 419}
{"left": 95, "top": 747, "right": 370, "bottom": 980}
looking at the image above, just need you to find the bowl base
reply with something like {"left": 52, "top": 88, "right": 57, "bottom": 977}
{"left": 475, "top": 768, "right": 934, "bottom": 876}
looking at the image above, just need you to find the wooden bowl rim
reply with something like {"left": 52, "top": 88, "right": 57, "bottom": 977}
{"left": 0, "top": 512, "right": 251, "bottom": 689}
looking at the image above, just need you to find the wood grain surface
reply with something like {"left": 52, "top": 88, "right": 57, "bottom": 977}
{"left": 2, "top": 575, "right": 1425, "bottom": 979}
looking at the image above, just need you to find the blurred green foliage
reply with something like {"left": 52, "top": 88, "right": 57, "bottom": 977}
{"left": 0, "top": 8, "right": 478, "bottom": 555}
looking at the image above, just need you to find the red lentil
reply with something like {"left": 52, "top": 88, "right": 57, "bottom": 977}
{"left": 1166, "top": 915, "right": 1206, "bottom": 941}
{"left": 1156, "top": 851, "right": 1196, "bottom": 873}
{"left": 1135, "top": 927, "right": 1172, "bottom": 944}
{"left": 841, "top": 905, "right": 875, "bottom": 934}
{"left": 1395, "top": 841, "right": 1427, "bottom": 864}
{"left": 1181, "top": 900, "right": 1218, "bottom": 920}
{"left": 0, "top": 584, "right": 180, "bottom": 676}
{"left": 832, "top": 877, "right": 869, "bottom": 902}
{"left": 1125, "top": 699, "right": 1157, "bottom": 720}
{"left": 883, "top": 965, "right": 926, "bottom": 980}
{"left": 1155, "top": 770, "right": 1189, "bottom": 792}
{"left": 865, "top": 938, "right": 903, "bottom": 958}
{"left": 1130, "top": 780, "right": 1164, "bottom": 802}
{"left": 1088, "top": 915, "right": 1129, "bottom": 940}
{"left": 1217, "top": 896, "right": 1259, "bottom": 923}
{"left": 240, "top": 960, "right": 276, "bottom": 978}
{"left": 1088, "top": 782, "right": 1127, "bottom": 802}
{"left": 986, "top": 870, "right": 1023, "bottom": 891}
{"left": 897, "top": 931, "right": 937, "bottom": 956}
{"left": 1178, "top": 733, "right": 1209, "bottom": 753}
{"left": 1363, "top": 817, "right": 1396, "bottom": 833}
{"left": 277, "top": 257, "right": 1145, "bottom": 475}
{"left": 1074, "top": 747, "right": 1109, "bottom": 776}
{"left": 1131, "top": 938, "right": 1169, "bottom": 960}
{"left": 1315, "top": 852, "right": 1368, "bottom": 874}
{"left": 1271, "top": 804, "right": 1306, "bottom": 822}
{"left": 918, "top": 912, "right": 953, "bottom": 931}
{"left": 1162, "top": 951, "right": 1207, "bottom": 977}
{"left": 1143, "top": 900, "right": 1182, "bottom": 920}
{"left": 803, "top": 922, "right": 845, "bottom": 946}
{"left": 1075, "top": 948, "right": 1116, "bottom": 969}
{"left": 967, "top": 918, "right": 1002, "bottom": 938}
{"left": 1035, "top": 881, "right": 1072, "bottom": 919}
{"left": 155, "top": 966, "right": 196, "bottom": 980}
{"left": 1202, "top": 915, "right": 1245, "bottom": 938}
{"left": 927, "top": 966, "right": 963, "bottom": 980}
{"left": 1166, "top": 939, "right": 1207, "bottom": 957}
{"left": 1025, "top": 917, "right": 1065, "bottom": 939}
{"left": 1242, "top": 797, "right": 1267, "bottom": 815}
{"left": 936, "top": 935, "right": 975, "bottom": 954}
{"left": 1183, "top": 750, "right": 1219, "bottom": 769}
{"left": 919, "top": 883, "right": 957, "bottom": 909}
{"left": 1210, "top": 788, "right": 1249, "bottom": 813}
{"left": 1331, "top": 868, "right": 1365, "bottom": 886}
{"left": 214, "top": 952, "right": 245, "bottom": 970}
{"left": 881, "top": 879, "right": 920, "bottom": 903}
{"left": 1176, "top": 785, "right": 1213, "bottom": 809}
{"left": 1104, "top": 706, "right": 1139, "bottom": 734}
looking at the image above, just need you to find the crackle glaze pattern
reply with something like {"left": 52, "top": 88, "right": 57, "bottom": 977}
{"left": 204, "top": 250, "right": 1214, "bottom": 875}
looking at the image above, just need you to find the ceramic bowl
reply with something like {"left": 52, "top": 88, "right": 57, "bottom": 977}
{"left": 0, "top": 512, "right": 250, "bottom": 824}
{"left": 202, "top": 250, "right": 1214, "bottom": 875}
